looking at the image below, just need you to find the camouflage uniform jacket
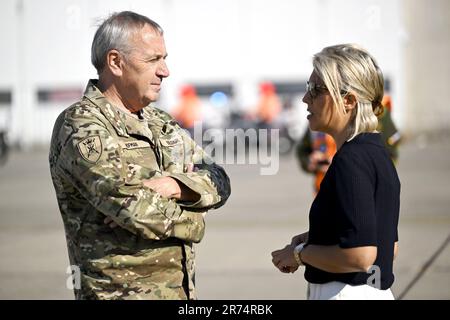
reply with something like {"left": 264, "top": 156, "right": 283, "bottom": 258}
{"left": 49, "top": 80, "right": 231, "bottom": 300}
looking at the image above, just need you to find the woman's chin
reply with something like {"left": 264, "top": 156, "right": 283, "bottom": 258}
{"left": 308, "top": 120, "right": 317, "bottom": 131}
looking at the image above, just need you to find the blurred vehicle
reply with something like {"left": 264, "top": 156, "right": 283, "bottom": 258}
{"left": 269, "top": 82, "right": 308, "bottom": 155}
{"left": 0, "top": 103, "right": 10, "bottom": 166}
{"left": 226, "top": 110, "right": 259, "bottom": 157}
{"left": 274, "top": 95, "right": 305, "bottom": 155}
{"left": 171, "top": 83, "right": 233, "bottom": 157}
{"left": 170, "top": 81, "right": 308, "bottom": 158}
{"left": 0, "top": 130, "right": 8, "bottom": 166}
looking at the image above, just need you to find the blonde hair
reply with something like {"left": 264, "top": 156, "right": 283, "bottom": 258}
{"left": 313, "top": 44, "right": 384, "bottom": 141}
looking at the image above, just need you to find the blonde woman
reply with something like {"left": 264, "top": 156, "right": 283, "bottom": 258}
{"left": 271, "top": 44, "right": 400, "bottom": 300}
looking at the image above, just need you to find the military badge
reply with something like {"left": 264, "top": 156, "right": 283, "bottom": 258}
{"left": 77, "top": 135, "right": 102, "bottom": 163}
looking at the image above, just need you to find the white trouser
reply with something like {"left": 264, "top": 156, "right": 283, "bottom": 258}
{"left": 307, "top": 281, "right": 395, "bottom": 300}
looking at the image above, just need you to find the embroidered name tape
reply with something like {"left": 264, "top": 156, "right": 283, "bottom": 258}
{"left": 120, "top": 140, "right": 151, "bottom": 149}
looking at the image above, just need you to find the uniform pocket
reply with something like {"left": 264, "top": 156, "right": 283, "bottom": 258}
{"left": 119, "top": 139, "right": 159, "bottom": 181}
{"left": 159, "top": 133, "right": 186, "bottom": 172}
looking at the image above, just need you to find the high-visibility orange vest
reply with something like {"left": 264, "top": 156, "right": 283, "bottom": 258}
{"left": 256, "top": 82, "right": 282, "bottom": 124}
{"left": 173, "top": 86, "right": 201, "bottom": 129}
{"left": 311, "top": 132, "right": 337, "bottom": 193}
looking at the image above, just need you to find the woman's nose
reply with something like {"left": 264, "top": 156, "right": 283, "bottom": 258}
{"left": 302, "top": 92, "right": 310, "bottom": 105}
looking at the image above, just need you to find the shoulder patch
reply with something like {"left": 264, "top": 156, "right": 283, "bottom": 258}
{"left": 77, "top": 135, "right": 102, "bottom": 163}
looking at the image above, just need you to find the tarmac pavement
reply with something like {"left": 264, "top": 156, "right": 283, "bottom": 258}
{"left": 0, "top": 137, "right": 449, "bottom": 299}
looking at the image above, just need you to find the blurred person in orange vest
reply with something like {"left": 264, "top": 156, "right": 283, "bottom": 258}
{"left": 296, "top": 129, "right": 336, "bottom": 194}
{"left": 172, "top": 85, "right": 202, "bottom": 135}
{"left": 379, "top": 94, "right": 402, "bottom": 163}
{"left": 255, "top": 82, "right": 282, "bottom": 129}
{"left": 296, "top": 94, "right": 401, "bottom": 194}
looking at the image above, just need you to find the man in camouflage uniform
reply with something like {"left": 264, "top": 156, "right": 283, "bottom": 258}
{"left": 49, "top": 11, "right": 230, "bottom": 300}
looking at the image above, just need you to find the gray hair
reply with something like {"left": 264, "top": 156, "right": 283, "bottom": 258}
{"left": 313, "top": 44, "right": 384, "bottom": 141}
{"left": 91, "top": 11, "right": 164, "bottom": 73}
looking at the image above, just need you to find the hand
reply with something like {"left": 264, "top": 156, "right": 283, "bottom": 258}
{"left": 143, "top": 164, "right": 200, "bottom": 201}
{"left": 104, "top": 216, "right": 118, "bottom": 228}
{"left": 307, "top": 151, "right": 331, "bottom": 173}
{"left": 290, "top": 232, "right": 309, "bottom": 246}
{"left": 185, "top": 163, "right": 198, "bottom": 173}
{"left": 177, "top": 163, "right": 201, "bottom": 201}
{"left": 144, "top": 176, "right": 182, "bottom": 199}
{"left": 271, "top": 244, "right": 299, "bottom": 274}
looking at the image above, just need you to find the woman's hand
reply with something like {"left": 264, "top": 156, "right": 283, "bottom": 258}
{"left": 271, "top": 244, "right": 300, "bottom": 274}
{"left": 291, "top": 231, "right": 309, "bottom": 246}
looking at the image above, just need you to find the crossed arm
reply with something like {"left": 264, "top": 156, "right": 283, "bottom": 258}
{"left": 142, "top": 163, "right": 200, "bottom": 202}
{"left": 104, "top": 164, "right": 201, "bottom": 228}
{"left": 60, "top": 117, "right": 230, "bottom": 242}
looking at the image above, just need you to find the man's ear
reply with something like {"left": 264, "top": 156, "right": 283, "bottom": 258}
{"left": 343, "top": 93, "right": 357, "bottom": 112}
{"left": 105, "top": 50, "right": 123, "bottom": 77}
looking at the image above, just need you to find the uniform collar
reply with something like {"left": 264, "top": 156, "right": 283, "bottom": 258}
{"left": 83, "top": 79, "right": 129, "bottom": 137}
{"left": 82, "top": 80, "right": 155, "bottom": 143}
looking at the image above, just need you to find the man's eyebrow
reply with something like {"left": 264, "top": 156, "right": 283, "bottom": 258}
{"left": 144, "top": 53, "right": 168, "bottom": 60}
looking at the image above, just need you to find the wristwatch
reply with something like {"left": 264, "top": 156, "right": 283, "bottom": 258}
{"left": 293, "top": 243, "right": 307, "bottom": 266}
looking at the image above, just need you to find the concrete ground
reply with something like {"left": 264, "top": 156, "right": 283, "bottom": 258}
{"left": 0, "top": 137, "right": 449, "bottom": 300}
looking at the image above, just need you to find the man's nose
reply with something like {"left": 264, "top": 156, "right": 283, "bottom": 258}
{"left": 157, "top": 61, "right": 170, "bottom": 78}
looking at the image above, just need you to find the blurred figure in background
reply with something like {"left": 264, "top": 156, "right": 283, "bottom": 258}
{"left": 296, "top": 129, "right": 336, "bottom": 194}
{"left": 172, "top": 85, "right": 202, "bottom": 137}
{"left": 255, "top": 82, "right": 282, "bottom": 130}
{"left": 296, "top": 93, "right": 401, "bottom": 194}
{"left": 252, "top": 82, "right": 282, "bottom": 149}
{"left": 379, "top": 94, "right": 402, "bottom": 163}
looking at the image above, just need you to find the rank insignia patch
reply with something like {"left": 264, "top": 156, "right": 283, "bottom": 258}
{"left": 77, "top": 135, "right": 102, "bottom": 163}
